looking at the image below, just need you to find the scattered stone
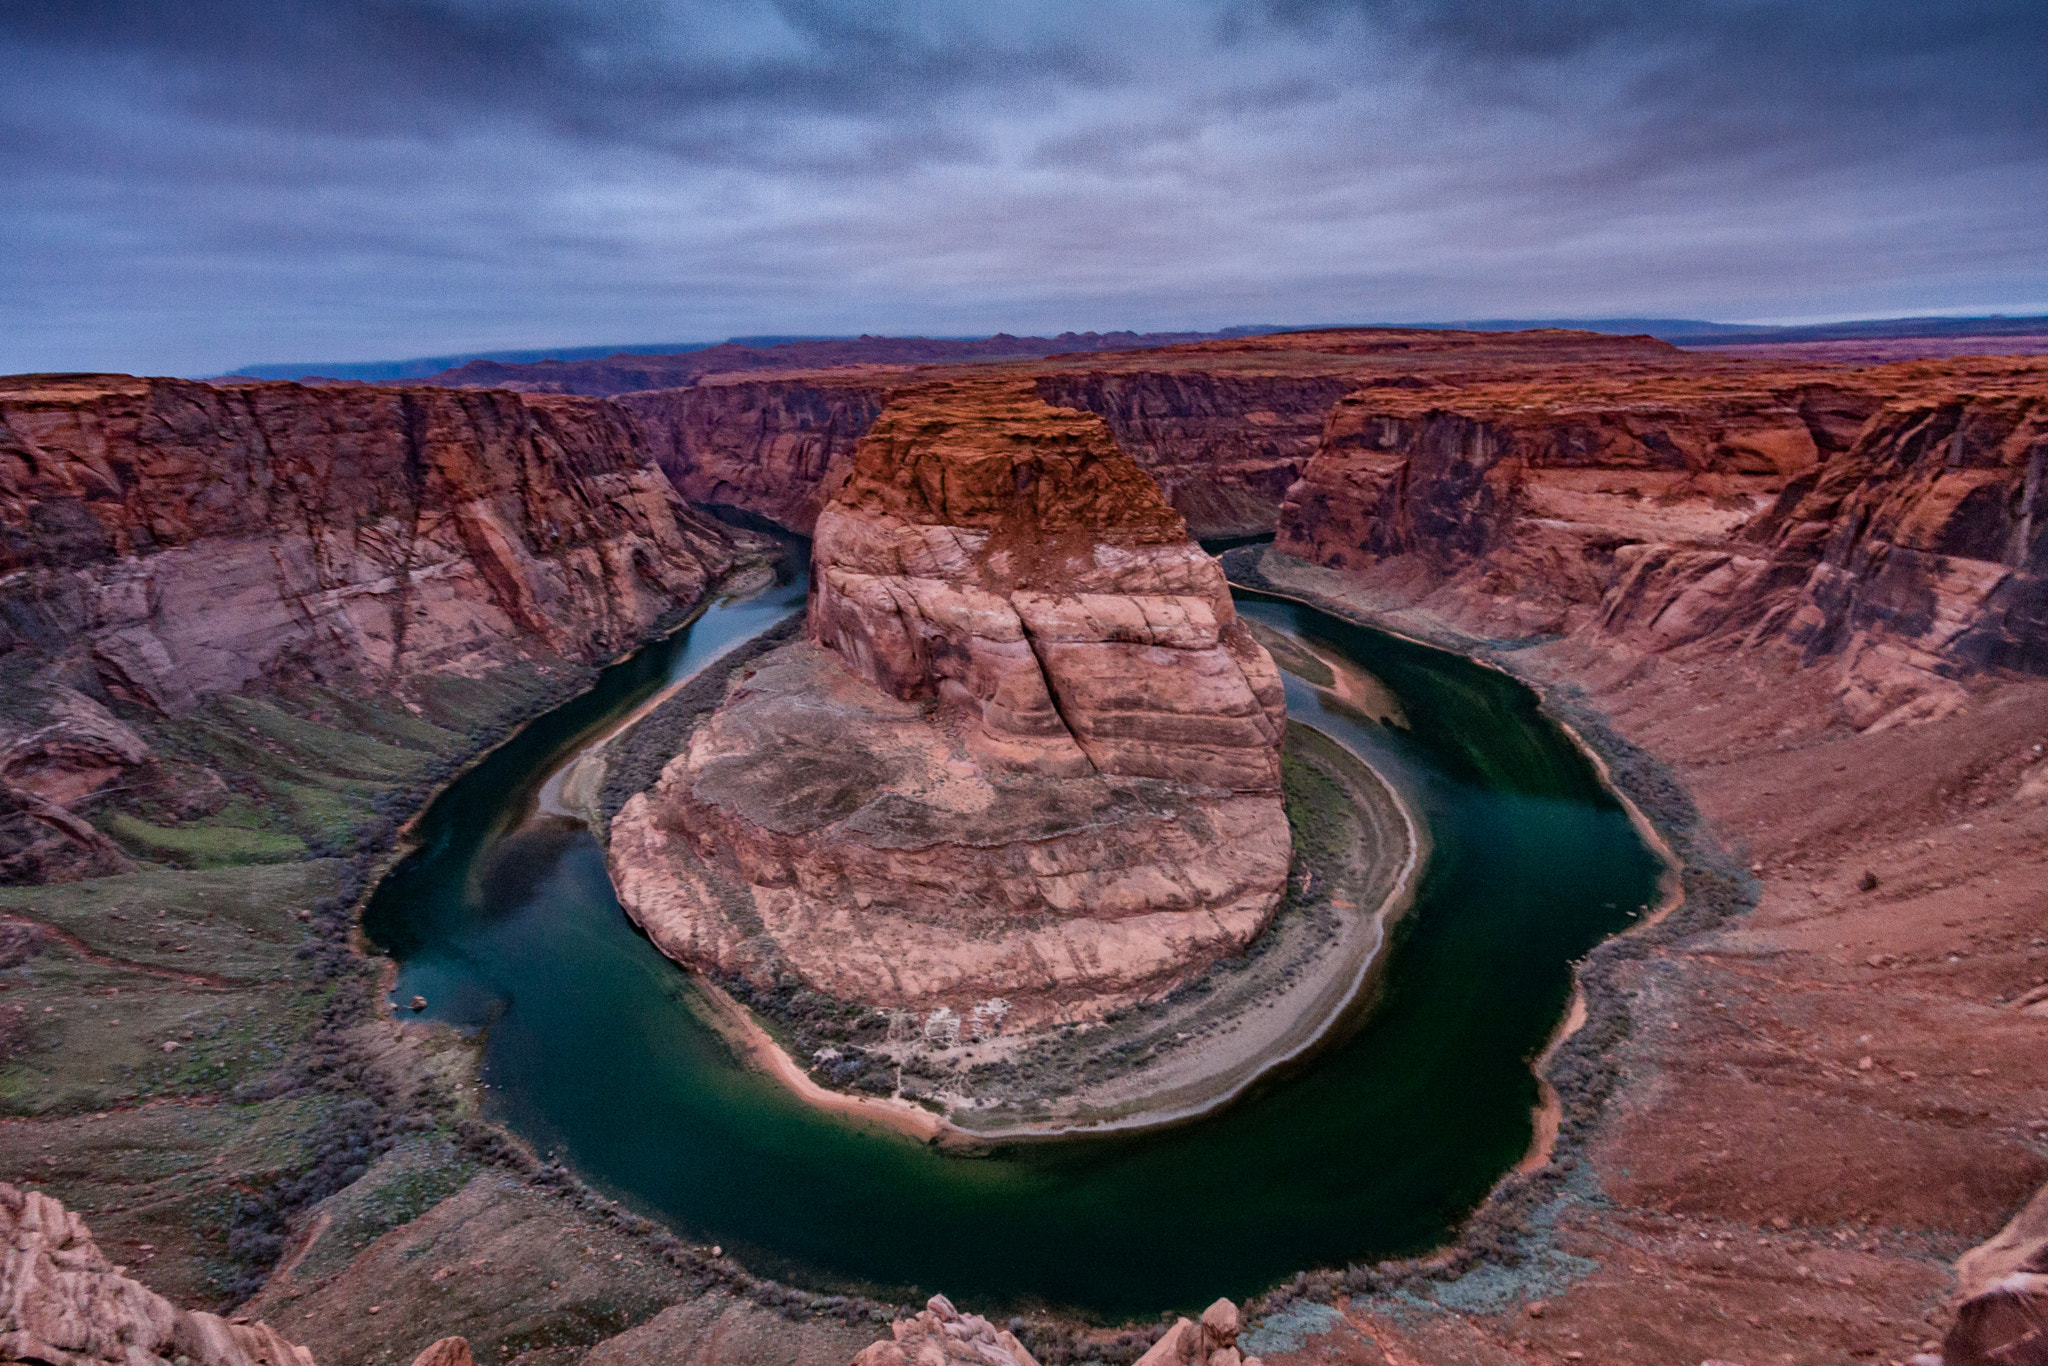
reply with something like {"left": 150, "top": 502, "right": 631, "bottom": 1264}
{"left": 409, "top": 1338, "right": 476, "bottom": 1366}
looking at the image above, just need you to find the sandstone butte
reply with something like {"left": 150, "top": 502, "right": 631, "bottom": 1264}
{"left": 608, "top": 379, "right": 1290, "bottom": 1029}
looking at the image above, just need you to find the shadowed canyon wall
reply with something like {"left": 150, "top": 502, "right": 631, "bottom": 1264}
{"left": 616, "top": 377, "right": 889, "bottom": 534}
{"left": 1032, "top": 372, "right": 1360, "bottom": 538}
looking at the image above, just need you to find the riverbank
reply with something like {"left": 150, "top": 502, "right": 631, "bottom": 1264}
{"left": 1219, "top": 549, "right": 1694, "bottom": 1168}
{"left": 934, "top": 721, "right": 1424, "bottom": 1139}
{"left": 1216, "top": 550, "right": 1693, "bottom": 1175}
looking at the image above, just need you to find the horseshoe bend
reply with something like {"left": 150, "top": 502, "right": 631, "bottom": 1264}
{"left": 602, "top": 378, "right": 1422, "bottom": 1135}
{"left": 0, "top": 327, "right": 2045, "bottom": 1366}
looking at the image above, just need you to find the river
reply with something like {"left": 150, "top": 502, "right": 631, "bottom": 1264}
{"left": 361, "top": 554, "right": 1662, "bottom": 1320}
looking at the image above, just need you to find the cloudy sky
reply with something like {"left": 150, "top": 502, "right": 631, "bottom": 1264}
{"left": 3, "top": 0, "right": 2045, "bottom": 376}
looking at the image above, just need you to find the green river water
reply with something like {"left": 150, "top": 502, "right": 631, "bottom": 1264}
{"left": 362, "top": 558, "right": 1663, "bottom": 1320}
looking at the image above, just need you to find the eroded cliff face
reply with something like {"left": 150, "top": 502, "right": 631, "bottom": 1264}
{"left": 591, "top": 329, "right": 1705, "bottom": 541}
{"left": 0, "top": 376, "right": 743, "bottom": 706}
{"left": 0, "top": 374, "right": 746, "bottom": 880}
{"left": 1272, "top": 360, "right": 2048, "bottom": 728}
{"left": 1034, "top": 372, "right": 1359, "bottom": 538}
{"left": 616, "top": 369, "right": 1356, "bottom": 541}
{"left": 610, "top": 379, "right": 1289, "bottom": 1027}
{"left": 615, "top": 377, "right": 888, "bottom": 534}
{"left": 1743, "top": 391, "right": 2048, "bottom": 724}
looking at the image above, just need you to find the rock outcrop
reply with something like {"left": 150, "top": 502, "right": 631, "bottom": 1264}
{"left": 610, "top": 380, "right": 1289, "bottom": 1027}
{"left": 0, "top": 1182, "right": 315, "bottom": 1366}
{"left": 1743, "top": 387, "right": 2048, "bottom": 726}
{"left": 1940, "top": 1183, "right": 2048, "bottom": 1366}
{"left": 405, "top": 1339, "right": 476, "bottom": 1366}
{"left": 1131, "top": 1298, "right": 1262, "bottom": 1366}
{"left": 808, "top": 381, "right": 1285, "bottom": 790}
{"left": 851, "top": 1295, "right": 1040, "bottom": 1366}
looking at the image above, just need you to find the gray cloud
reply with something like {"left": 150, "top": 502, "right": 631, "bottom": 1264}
{"left": 0, "top": 0, "right": 2044, "bottom": 374}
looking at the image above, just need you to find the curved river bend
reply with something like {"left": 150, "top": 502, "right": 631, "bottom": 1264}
{"left": 363, "top": 561, "right": 1663, "bottom": 1320}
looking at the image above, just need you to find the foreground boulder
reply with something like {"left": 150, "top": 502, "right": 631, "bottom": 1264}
{"left": 611, "top": 380, "right": 1289, "bottom": 1028}
{"left": 852, "top": 1295, "right": 1040, "bottom": 1366}
{"left": 848, "top": 1295, "right": 1265, "bottom": 1366}
{"left": 1937, "top": 1186, "right": 2048, "bottom": 1365}
{"left": 1133, "top": 1298, "right": 1263, "bottom": 1366}
{"left": 0, "top": 1182, "right": 314, "bottom": 1366}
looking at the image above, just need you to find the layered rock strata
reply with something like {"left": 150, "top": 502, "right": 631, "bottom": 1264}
{"left": 0, "top": 374, "right": 746, "bottom": 880}
{"left": 617, "top": 376, "right": 888, "bottom": 533}
{"left": 0, "top": 376, "right": 742, "bottom": 707}
{"left": 0, "top": 1182, "right": 315, "bottom": 1366}
{"left": 1034, "top": 372, "right": 1359, "bottom": 538}
{"left": 1274, "top": 359, "right": 2048, "bottom": 729}
{"left": 610, "top": 380, "right": 1289, "bottom": 1027}
{"left": 553, "top": 329, "right": 1703, "bottom": 540}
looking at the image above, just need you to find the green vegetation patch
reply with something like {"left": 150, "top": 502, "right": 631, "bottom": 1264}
{"left": 0, "top": 950, "right": 322, "bottom": 1115}
{"left": 0, "top": 861, "right": 340, "bottom": 978}
{"left": 1282, "top": 725, "right": 1355, "bottom": 870}
{"left": 0, "top": 1094, "right": 336, "bottom": 1311}
{"left": 291, "top": 685, "right": 468, "bottom": 754}
{"left": 212, "top": 695, "right": 436, "bottom": 783}
{"left": 263, "top": 780, "right": 379, "bottom": 852}
{"left": 411, "top": 664, "right": 570, "bottom": 734}
{"left": 102, "top": 811, "right": 307, "bottom": 868}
